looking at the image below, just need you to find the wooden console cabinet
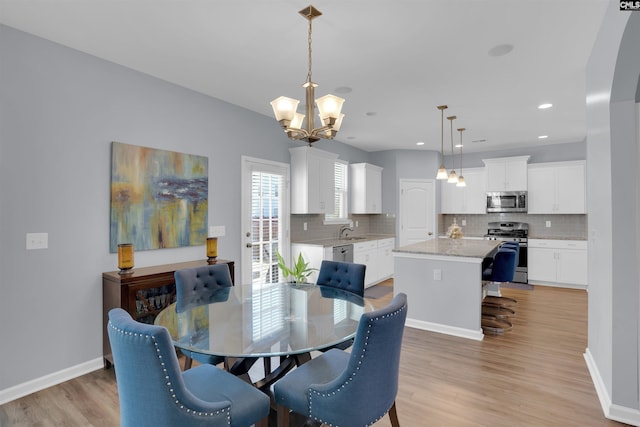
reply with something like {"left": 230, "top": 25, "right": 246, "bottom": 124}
{"left": 102, "top": 259, "right": 234, "bottom": 368}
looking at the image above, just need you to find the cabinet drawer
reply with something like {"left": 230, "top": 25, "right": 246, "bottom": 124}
{"left": 377, "top": 238, "right": 395, "bottom": 249}
{"left": 529, "top": 239, "right": 587, "bottom": 250}
{"left": 354, "top": 240, "right": 378, "bottom": 251}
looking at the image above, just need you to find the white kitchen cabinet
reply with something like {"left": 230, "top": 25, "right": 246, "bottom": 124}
{"left": 289, "top": 147, "right": 338, "bottom": 214}
{"left": 440, "top": 167, "right": 486, "bottom": 214}
{"left": 350, "top": 163, "right": 383, "bottom": 214}
{"left": 482, "top": 156, "right": 530, "bottom": 191}
{"left": 528, "top": 239, "right": 587, "bottom": 287}
{"left": 376, "top": 238, "right": 395, "bottom": 282}
{"left": 354, "top": 240, "right": 379, "bottom": 288}
{"left": 527, "top": 161, "right": 586, "bottom": 214}
{"left": 291, "top": 243, "right": 332, "bottom": 283}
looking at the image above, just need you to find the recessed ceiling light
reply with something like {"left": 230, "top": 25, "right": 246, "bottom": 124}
{"left": 416, "top": 142, "right": 425, "bottom": 146}
{"left": 365, "top": 112, "right": 377, "bottom": 116}
{"left": 538, "top": 103, "right": 553, "bottom": 109}
{"left": 538, "top": 135, "right": 549, "bottom": 139}
{"left": 471, "top": 139, "right": 486, "bottom": 143}
{"left": 347, "top": 136, "right": 356, "bottom": 140}
{"left": 455, "top": 144, "right": 463, "bottom": 148}
{"left": 488, "top": 44, "right": 514, "bottom": 57}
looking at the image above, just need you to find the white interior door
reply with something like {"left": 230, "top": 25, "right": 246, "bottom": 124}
{"left": 399, "top": 179, "right": 436, "bottom": 247}
{"left": 241, "top": 156, "right": 290, "bottom": 286}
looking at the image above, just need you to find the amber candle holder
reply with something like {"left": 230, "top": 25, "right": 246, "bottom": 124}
{"left": 206, "top": 237, "right": 218, "bottom": 263}
{"left": 117, "top": 243, "right": 134, "bottom": 274}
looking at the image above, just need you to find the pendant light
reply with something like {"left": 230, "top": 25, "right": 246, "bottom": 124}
{"left": 456, "top": 127, "right": 466, "bottom": 187}
{"left": 447, "top": 115, "right": 458, "bottom": 184}
{"left": 436, "top": 105, "right": 448, "bottom": 179}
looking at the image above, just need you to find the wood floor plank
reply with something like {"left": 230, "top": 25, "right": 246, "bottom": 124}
{"left": 0, "top": 281, "right": 628, "bottom": 426}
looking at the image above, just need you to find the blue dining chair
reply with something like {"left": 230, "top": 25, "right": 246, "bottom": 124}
{"left": 107, "top": 308, "right": 270, "bottom": 427}
{"left": 316, "top": 260, "right": 366, "bottom": 297}
{"left": 315, "top": 260, "right": 366, "bottom": 352}
{"left": 273, "top": 293, "right": 408, "bottom": 427}
{"left": 174, "top": 264, "right": 233, "bottom": 370}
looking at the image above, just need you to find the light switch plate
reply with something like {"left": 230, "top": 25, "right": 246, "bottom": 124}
{"left": 209, "top": 225, "right": 226, "bottom": 237}
{"left": 26, "top": 232, "right": 48, "bottom": 250}
{"left": 433, "top": 269, "right": 442, "bottom": 281}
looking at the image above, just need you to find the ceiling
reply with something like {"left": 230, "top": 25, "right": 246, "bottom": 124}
{"left": 0, "top": 0, "right": 609, "bottom": 153}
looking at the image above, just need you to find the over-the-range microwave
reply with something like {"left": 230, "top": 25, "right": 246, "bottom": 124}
{"left": 486, "top": 191, "right": 527, "bottom": 213}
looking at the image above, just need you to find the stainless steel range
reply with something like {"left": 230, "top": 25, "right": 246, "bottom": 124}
{"left": 485, "top": 221, "right": 528, "bottom": 283}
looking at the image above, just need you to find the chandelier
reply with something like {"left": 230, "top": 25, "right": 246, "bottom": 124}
{"left": 270, "top": 5, "right": 345, "bottom": 145}
{"left": 456, "top": 127, "right": 466, "bottom": 187}
{"left": 447, "top": 115, "right": 458, "bottom": 184}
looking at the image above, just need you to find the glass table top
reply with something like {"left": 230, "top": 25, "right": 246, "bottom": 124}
{"left": 155, "top": 282, "right": 372, "bottom": 358}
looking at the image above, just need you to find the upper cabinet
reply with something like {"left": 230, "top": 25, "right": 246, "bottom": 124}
{"left": 483, "top": 156, "right": 530, "bottom": 191}
{"left": 350, "top": 163, "right": 383, "bottom": 214}
{"left": 290, "top": 147, "right": 338, "bottom": 214}
{"left": 440, "top": 167, "right": 486, "bottom": 214}
{"left": 527, "top": 161, "right": 586, "bottom": 214}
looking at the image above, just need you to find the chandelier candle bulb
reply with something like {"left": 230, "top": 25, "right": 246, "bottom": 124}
{"left": 117, "top": 243, "right": 134, "bottom": 274}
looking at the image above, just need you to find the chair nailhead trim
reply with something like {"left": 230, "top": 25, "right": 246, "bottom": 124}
{"left": 308, "top": 303, "right": 407, "bottom": 426}
{"left": 108, "top": 321, "right": 231, "bottom": 424}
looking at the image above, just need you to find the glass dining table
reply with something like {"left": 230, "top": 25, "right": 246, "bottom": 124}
{"left": 155, "top": 282, "right": 372, "bottom": 391}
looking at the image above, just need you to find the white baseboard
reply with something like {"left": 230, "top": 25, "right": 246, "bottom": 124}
{"left": 405, "top": 318, "right": 484, "bottom": 341}
{"left": 0, "top": 357, "right": 104, "bottom": 405}
{"left": 584, "top": 348, "right": 640, "bottom": 426}
{"left": 529, "top": 280, "right": 587, "bottom": 290}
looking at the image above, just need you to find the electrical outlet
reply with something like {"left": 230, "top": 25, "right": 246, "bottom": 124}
{"left": 546, "top": 221, "right": 551, "bottom": 228}
{"left": 433, "top": 269, "right": 442, "bottom": 281}
{"left": 461, "top": 219, "right": 466, "bottom": 226}
{"left": 303, "top": 222, "right": 308, "bottom": 231}
{"left": 26, "top": 232, "right": 48, "bottom": 250}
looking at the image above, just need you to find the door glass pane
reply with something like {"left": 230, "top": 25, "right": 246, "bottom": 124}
{"left": 251, "top": 171, "right": 284, "bottom": 285}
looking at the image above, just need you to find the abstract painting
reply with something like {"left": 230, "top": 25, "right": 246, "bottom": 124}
{"left": 110, "top": 142, "right": 208, "bottom": 252}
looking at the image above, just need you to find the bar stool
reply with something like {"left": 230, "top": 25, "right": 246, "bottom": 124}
{"left": 481, "top": 248, "right": 517, "bottom": 334}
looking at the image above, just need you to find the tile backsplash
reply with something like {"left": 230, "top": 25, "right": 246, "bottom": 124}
{"left": 291, "top": 213, "right": 396, "bottom": 242}
{"left": 441, "top": 213, "right": 587, "bottom": 239}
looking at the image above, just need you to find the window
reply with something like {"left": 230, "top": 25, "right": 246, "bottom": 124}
{"left": 325, "top": 160, "right": 349, "bottom": 223}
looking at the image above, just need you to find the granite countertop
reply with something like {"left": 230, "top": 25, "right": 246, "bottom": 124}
{"left": 394, "top": 238, "right": 501, "bottom": 259}
{"left": 292, "top": 234, "right": 396, "bottom": 248}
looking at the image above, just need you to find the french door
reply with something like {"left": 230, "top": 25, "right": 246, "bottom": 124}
{"left": 241, "top": 156, "right": 290, "bottom": 286}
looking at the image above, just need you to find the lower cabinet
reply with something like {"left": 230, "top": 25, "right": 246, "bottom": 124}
{"left": 354, "top": 238, "right": 395, "bottom": 288}
{"left": 528, "top": 239, "right": 587, "bottom": 287}
{"left": 291, "top": 243, "right": 332, "bottom": 284}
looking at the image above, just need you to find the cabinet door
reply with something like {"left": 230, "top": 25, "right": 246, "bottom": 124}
{"left": 377, "top": 239, "right": 395, "bottom": 281}
{"left": 527, "top": 166, "right": 556, "bottom": 213}
{"left": 556, "top": 249, "right": 588, "bottom": 285}
{"left": 440, "top": 180, "right": 462, "bottom": 213}
{"left": 354, "top": 241, "right": 378, "bottom": 287}
{"left": 505, "top": 159, "right": 528, "bottom": 191}
{"left": 351, "top": 163, "right": 383, "bottom": 214}
{"left": 366, "top": 167, "right": 382, "bottom": 213}
{"left": 556, "top": 164, "right": 586, "bottom": 214}
{"left": 486, "top": 163, "right": 507, "bottom": 191}
{"left": 527, "top": 247, "right": 557, "bottom": 282}
{"left": 462, "top": 168, "right": 486, "bottom": 213}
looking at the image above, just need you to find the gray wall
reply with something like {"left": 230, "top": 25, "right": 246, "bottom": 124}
{"left": 0, "top": 24, "right": 372, "bottom": 392}
{"left": 586, "top": 1, "right": 640, "bottom": 421}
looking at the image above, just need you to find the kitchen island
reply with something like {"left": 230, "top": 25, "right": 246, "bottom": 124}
{"left": 393, "top": 238, "right": 501, "bottom": 340}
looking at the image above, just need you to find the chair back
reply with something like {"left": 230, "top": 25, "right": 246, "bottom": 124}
{"left": 501, "top": 241, "right": 520, "bottom": 259}
{"left": 175, "top": 264, "right": 233, "bottom": 312}
{"left": 491, "top": 248, "right": 517, "bottom": 282}
{"left": 316, "top": 260, "right": 366, "bottom": 297}
{"left": 308, "top": 293, "right": 408, "bottom": 425}
{"left": 107, "top": 308, "right": 231, "bottom": 427}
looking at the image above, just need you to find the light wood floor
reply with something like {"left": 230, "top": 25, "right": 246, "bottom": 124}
{"left": 0, "top": 281, "right": 627, "bottom": 427}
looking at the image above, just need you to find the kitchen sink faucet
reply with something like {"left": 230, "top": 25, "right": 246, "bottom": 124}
{"left": 339, "top": 225, "right": 354, "bottom": 239}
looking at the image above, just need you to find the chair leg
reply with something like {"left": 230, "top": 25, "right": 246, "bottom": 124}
{"left": 276, "top": 404, "right": 290, "bottom": 427}
{"left": 388, "top": 401, "right": 400, "bottom": 427}
{"left": 183, "top": 355, "right": 193, "bottom": 371}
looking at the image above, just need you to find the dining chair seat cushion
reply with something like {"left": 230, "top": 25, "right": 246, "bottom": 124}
{"left": 274, "top": 348, "right": 350, "bottom": 415}
{"left": 182, "top": 364, "right": 270, "bottom": 427}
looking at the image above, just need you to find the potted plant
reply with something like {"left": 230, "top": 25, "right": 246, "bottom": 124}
{"left": 276, "top": 251, "right": 316, "bottom": 284}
